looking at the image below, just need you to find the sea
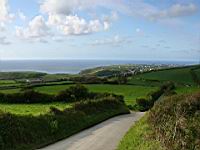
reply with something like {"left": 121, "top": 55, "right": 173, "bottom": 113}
{"left": 0, "top": 59, "right": 198, "bottom": 74}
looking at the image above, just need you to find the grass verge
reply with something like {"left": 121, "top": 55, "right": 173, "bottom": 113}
{"left": 117, "top": 114, "right": 163, "bottom": 150}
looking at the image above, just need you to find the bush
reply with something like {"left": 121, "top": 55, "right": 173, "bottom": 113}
{"left": 0, "top": 84, "right": 125, "bottom": 105}
{"left": 148, "top": 82, "right": 175, "bottom": 102}
{"left": 56, "top": 84, "right": 89, "bottom": 102}
{"left": 0, "top": 97, "right": 129, "bottom": 150}
{"left": 148, "top": 92, "right": 200, "bottom": 150}
{"left": 69, "top": 76, "right": 108, "bottom": 84}
{"left": 0, "top": 90, "right": 54, "bottom": 103}
{"left": 74, "top": 96, "right": 128, "bottom": 114}
{"left": 135, "top": 98, "right": 152, "bottom": 112}
{"left": 89, "top": 92, "right": 125, "bottom": 103}
{"left": 135, "top": 82, "right": 176, "bottom": 111}
{"left": 56, "top": 84, "right": 125, "bottom": 103}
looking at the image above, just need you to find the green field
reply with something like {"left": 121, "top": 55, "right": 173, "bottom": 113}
{"left": 194, "top": 68, "right": 200, "bottom": 79}
{"left": 0, "top": 80, "right": 21, "bottom": 88}
{"left": 131, "top": 67, "right": 197, "bottom": 86}
{"left": 0, "top": 88, "right": 21, "bottom": 94}
{"left": 0, "top": 80, "right": 16, "bottom": 85}
{"left": 127, "top": 77, "right": 162, "bottom": 86}
{"left": 0, "top": 72, "right": 47, "bottom": 80}
{"left": 0, "top": 103, "right": 71, "bottom": 115}
{"left": 35, "top": 84, "right": 157, "bottom": 105}
{"left": 0, "top": 65, "right": 199, "bottom": 115}
{"left": 176, "top": 86, "right": 200, "bottom": 94}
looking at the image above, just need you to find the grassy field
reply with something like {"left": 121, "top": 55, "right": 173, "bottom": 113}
{"left": 0, "top": 103, "right": 71, "bottom": 115}
{"left": 127, "top": 77, "right": 163, "bottom": 87}
{"left": 0, "top": 88, "right": 21, "bottom": 94}
{"left": 0, "top": 80, "right": 16, "bottom": 85}
{"left": 118, "top": 115, "right": 163, "bottom": 150}
{"left": 176, "top": 86, "right": 200, "bottom": 94}
{"left": 194, "top": 68, "right": 200, "bottom": 79}
{"left": 0, "top": 72, "right": 47, "bottom": 80}
{"left": 35, "top": 84, "right": 157, "bottom": 105}
{"left": 0, "top": 65, "right": 199, "bottom": 115}
{"left": 131, "top": 67, "right": 197, "bottom": 86}
{"left": 0, "top": 83, "right": 198, "bottom": 107}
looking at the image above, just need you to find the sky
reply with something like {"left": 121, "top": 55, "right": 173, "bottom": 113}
{"left": 0, "top": 0, "right": 199, "bottom": 61}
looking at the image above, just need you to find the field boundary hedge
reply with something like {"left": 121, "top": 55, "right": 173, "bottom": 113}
{"left": 0, "top": 97, "right": 129, "bottom": 150}
{"left": 190, "top": 67, "right": 200, "bottom": 85}
{"left": 148, "top": 92, "right": 200, "bottom": 150}
{"left": 133, "top": 82, "right": 176, "bottom": 111}
{"left": 0, "top": 84, "right": 124, "bottom": 104}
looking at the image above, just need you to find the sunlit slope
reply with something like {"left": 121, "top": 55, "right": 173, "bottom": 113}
{"left": 130, "top": 65, "right": 200, "bottom": 86}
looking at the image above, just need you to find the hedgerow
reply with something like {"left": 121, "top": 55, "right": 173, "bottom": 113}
{"left": 0, "top": 84, "right": 124, "bottom": 104}
{"left": 0, "top": 97, "right": 129, "bottom": 150}
{"left": 134, "top": 82, "right": 176, "bottom": 111}
{"left": 148, "top": 92, "right": 200, "bottom": 150}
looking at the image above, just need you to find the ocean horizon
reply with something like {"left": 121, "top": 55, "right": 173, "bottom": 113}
{"left": 0, "top": 59, "right": 198, "bottom": 74}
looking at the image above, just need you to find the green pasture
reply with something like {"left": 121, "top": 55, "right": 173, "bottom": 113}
{"left": 0, "top": 103, "right": 71, "bottom": 115}
{"left": 132, "top": 67, "right": 196, "bottom": 85}
{"left": 0, "top": 88, "right": 21, "bottom": 94}
{"left": 0, "top": 80, "right": 16, "bottom": 85}
{"left": 35, "top": 84, "right": 157, "bottom": 105}
{"left": 194, "top": 68, "right": 200, "bottom": 79}
{"left": 176, "top": 86, "right": 200, "bottom": 94}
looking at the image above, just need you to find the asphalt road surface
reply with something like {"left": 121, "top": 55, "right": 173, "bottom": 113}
{"left": 39, "top": 112, "right": 145, "bottom": 150}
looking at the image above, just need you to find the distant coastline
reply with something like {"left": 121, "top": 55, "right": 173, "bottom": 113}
{"left": 0, "top": 59, "right": 198, "bottom": 74}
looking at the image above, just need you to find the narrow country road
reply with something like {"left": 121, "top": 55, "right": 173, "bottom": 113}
{"left": 39, "top": 112, "right": 145, "bottom": 150}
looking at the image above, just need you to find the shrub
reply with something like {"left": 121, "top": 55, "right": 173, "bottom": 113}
{"left": 56, "top": 84, "right": 89, "bottom": 102}
{"left": 0, "top": 84, "right": 125, "bottom": 104}
{"left": 89, "top": 92, "right": 125, "bottom": 103}
{"left": 49, "top": 106, "right": 64, "bottom": 115}
{"left": 135, "top": 82, "right": 176, "bottom": 111}
{"left": 0, "top": 90, "right": 54, "bottom": 103}
{"left": 69, "top": 76, "right": 108, "bottom": 84}
{"left": 56, "top": 84, "right": 125, "bottom": 103}
{"left": 135, "top": 98, "right": 152, "bottom": 112}
{"left": 148, "top": 92, "right": 200, "bottom": 150}
{"left": 74, "top": 96, "right": 128, "bottom": 114}
{"left": 0, "top": 97, "right": 129, "bottom": 150}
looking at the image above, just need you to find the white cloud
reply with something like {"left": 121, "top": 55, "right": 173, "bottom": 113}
{"left": 40, "top": 0, "right": 198, "bottom": 25}
{"left": 40, "top": 0, "right": 74, "bottom": 15}
{"left": 52, "top": 36, "right": 64, "bottom": 42}
{"left": 103, "top": 21, "right": 110, "bottom": 30}
{"left": 40, "top": 0, "right": 198, "bottom": 38}
{"left": 135, "top": 28, "right": 146, "bottom": 36}
{"left": 48, "top": 14, "right": 105, "bottom": 35}
{"left": 91, "top": 35, "right": 132, "bottom": 46}
{"left": 16, "top": 15, "right": 51, "bottom": 42}
{"left": 0, "top": 0, "right": 14, "bottom": 22}
{"left": 112, "top": 1, "right": 198, "bottom": 22}
{"left": 18, "top": 10, "right": 26, "bottom": 21}
{"left": 136, "top": 28, "right": 141, "bottom": 33}
{"left": 102, "top": 11, "right": 118, "bottom": 30}
{"left": 0, "top": 36, "right": 11, "bottom": 45}
{"left": 0, "top": 22, "right": 6, "bottom": 32}
{"left": 149, "top": 3, "right": 198, "bottom": 21}
{"left": 13, "top": 0, "right": 199, "bottom": 43}
{"left": 40, "top": 0, "right": 117, "bottom": 36}
{"left": 40, "top": 0, "right": 117, "bottom": 15}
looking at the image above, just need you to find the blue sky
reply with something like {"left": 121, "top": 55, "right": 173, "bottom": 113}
{"left": 0, "top": 0, "right": 199, "bottom": 61}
